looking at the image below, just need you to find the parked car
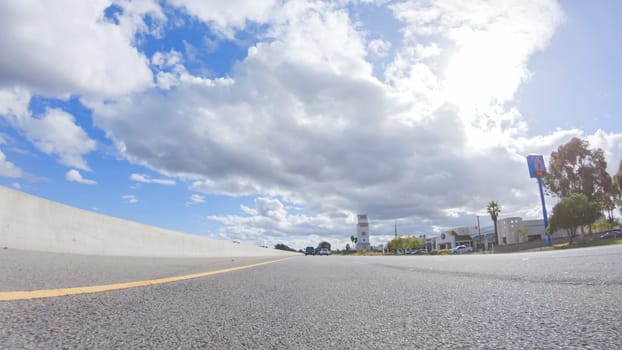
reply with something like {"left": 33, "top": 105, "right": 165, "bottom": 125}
{"left": 450, "top": 245, "right": 473, "bottom": 254}
{"left": 600, "top": 229, "right": 622, "bottom": 239}
{"left": 305, "top": 246, "right": 315, "bottom": 255}
{"left": 319, "top": 248, "right": 330, "bottom": 256}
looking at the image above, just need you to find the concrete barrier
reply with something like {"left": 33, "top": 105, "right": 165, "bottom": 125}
{"left": 0, "top": 186, "right": 297, "bottom": 258}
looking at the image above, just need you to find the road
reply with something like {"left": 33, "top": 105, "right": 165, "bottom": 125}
{"left": 1, "top": 246, "right": 621, "bottom": 349}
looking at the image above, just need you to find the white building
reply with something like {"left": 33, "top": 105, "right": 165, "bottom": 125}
{"left": 498, "top": 217, "right": 524, "bottom": 245}
{"left": 356, "top": 214, "right": 371, "bottom": 250}
{"left": 434, "top": 226, "right": 479, "bottom": 250}
{"left": 498, "top": 217, "right": 565, "bottom": 245}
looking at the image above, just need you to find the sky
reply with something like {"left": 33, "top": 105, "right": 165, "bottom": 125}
{"left": 1, "top": 0, "right": 621, "bottom": 251}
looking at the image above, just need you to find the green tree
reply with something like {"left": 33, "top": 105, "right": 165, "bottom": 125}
{"left": 614, "top": 160, "right": 622, "bottom": 214}
{"left": 548, "top": 193, "right": 601, "bottom": 244}
{"left": 592, "top": 216, "right": 620, "bottom": 232}
{"left": 516, "top": 227, "right": 528, "bottom": 243}
{"left": 543, "top": 137, "right": 611, "bottom": 202}
{"left": 599, "top": 173, "right": 618, "bottom": 221}
{"left": 318, "top": 241, "right": 331, "bottom": 250}
{"left": 487, "top": 200, "right": 501, "bottom": 246}
{"left": 350, "top": 235, "right": 357, "bottom": 247}
{"left": 274, "top": 243, "right": 296, "bottom": 252}
{"left": 387, "top": 236, "right": 422, "bottom": 252}
{"left": 345, "top": 243, "right": 351, "bottom": 252}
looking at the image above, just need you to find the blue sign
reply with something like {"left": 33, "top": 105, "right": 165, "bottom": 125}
{"left": 527, "top": 155, "right": 546, "bottom": 178}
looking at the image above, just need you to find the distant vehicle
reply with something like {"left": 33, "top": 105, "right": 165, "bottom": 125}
{"left": 450, "top": 245, "right": 473, "bottom": 254}
{"left": 319, "top": 248, "right": 330, "bottom": 256}
{"left": 600, "top": 230, "right": 622, "bottom": 239}
{"left": 412, "top": 249, "right": 428, "bottom": 255}
{"left": 305, "top": 246, "right": 315, "bottom": 256}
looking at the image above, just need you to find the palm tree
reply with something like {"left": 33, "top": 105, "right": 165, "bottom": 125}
{"left": 487, "top": 201, "right": 501, "bottom": 246}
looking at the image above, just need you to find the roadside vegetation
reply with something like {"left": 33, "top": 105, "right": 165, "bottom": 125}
{"left": 553, "top": 237, "right": 622, "bottom": 250}
{"left": 543, "top": 138, "right": 622, "bottom": 245}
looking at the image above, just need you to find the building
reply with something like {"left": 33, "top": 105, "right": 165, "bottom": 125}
{"left": 498, "top": 217, "right": 524, "bottom": 245}
{"left": 423, "top": 216, "right": 563, "bottom": 251}
{"left": 433, "top": 226, "right": 479, "bottom": 250}
{"left": 498, "top": 218, "right": 562, "bottom": 245}
{"left": 356, "top": 214, "right": 371, "bottom": 250}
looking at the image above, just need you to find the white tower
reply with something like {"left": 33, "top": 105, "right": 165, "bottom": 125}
{"left": 356, "top": 214, "right": 371, "bottom": 250}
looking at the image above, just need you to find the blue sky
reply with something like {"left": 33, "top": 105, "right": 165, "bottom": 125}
{"left": 1, "top": 0, "right": 621, "bottom": 250}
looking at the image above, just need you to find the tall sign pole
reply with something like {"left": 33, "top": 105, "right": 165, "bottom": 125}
{"left": 527, "top": 155, "right": 551, "bottom": 247}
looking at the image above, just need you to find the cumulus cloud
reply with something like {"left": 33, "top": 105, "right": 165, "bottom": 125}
{"left": 186, "top": 194, "right": 206, "bottom": 206}
{"left": 0, "top": 0, "right": 160, "bottom": 98}
{"left": 122, "top": 194, "right": 138, "bottom": 204}
{"left": 85, "top": 0, "right": 606, "bottom": 248}
{"left": 130, "top": 173, "right": 176, "bottom": 186}
{"left": 65, "top": 169, "right": 97, "bottom": 185}
{"left": 368, "top": 39, "right": 391, "bottom": 57}
{"left": 0, "top": 148, "right": 22, "bottom": 178}
{"left": 0, "top": 88, "right": 96, "bottom": 170}
{"left": 1, "top": 1, "right": 619, "bottom": 249}
{"left": 168, "top": 0, "right": 277, "bottom": 38}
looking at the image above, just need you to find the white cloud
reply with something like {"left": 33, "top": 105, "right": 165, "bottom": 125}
{"left": 0, "top": 148, "right": 22, "bottom": 178}
{"left": 185, "top": 194, "right": 206, "bottom": 206}
{"left": 122, "top": 194, "right": 138, "bottom": 204}
{"left": 168, "top": 0, "right": 277, "bottom": 38}
{"left": 11, "top": 182, "right": 21, "bottom": 189}
{"left": 0, "top": 88, "right": 96, "bottom": 170}
{"left": 23, "top": 109, "right": 96, "bottom": 171}
{"left": 2, "top": 1, "right": 618, "bottom": 250}
{"left": 0, "top": 0, "right": 160, "bottom": 99}
{"left": 386, "top": 0, "right": 564, "bottom": 126}
{"left": 65, "top": 169, "right": 97, "bottom": 185}
{"left": 368, "top": 39, "right": 391, "bottom": 57}
{"left": 86, "top": 0, "right": 587, "bottom": 249}
{"left": 130, "top": 173, "right": 176, "bottom": 185}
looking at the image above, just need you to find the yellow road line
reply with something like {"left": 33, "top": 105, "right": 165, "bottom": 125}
{"left": 0, "top": 257, "right": 291, "bottom": 302}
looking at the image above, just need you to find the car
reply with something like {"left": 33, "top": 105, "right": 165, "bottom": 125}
{"left": 319, "top": 248, "right": 330, "bottom": 256}
{"left": 304, "top": 246, "right": 315, "bottom": 256}
{"left": 450, "top": 245, "right": 473, "bottom": 254}
{"left": 600, "top": 229, "right": 622, "bottom": 239}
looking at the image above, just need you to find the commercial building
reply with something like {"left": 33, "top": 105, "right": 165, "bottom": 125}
{"left": 427, "top": 217, "right": 561, "bottom": 251}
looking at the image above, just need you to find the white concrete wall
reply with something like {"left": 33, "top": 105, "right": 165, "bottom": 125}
{"left": 0, "top": 186, "right": 297, "bottom": 258}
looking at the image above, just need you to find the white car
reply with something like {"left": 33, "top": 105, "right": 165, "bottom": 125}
{"left": 319, "top": 248, "right": 330, "bottom": 256}
{"left": 450, "top": 245, "right": 473, "bottom": 254}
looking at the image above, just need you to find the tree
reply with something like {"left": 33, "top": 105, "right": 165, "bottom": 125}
{"left": 350, "top": 235, "right": 357, "bottom": 247}
{"left": 274, "top": 243, "right": 296, "bottom": 252}
{"left": 548, "top": 193, "right": 601, "bottom": 244}
{"left": 614, "top": 160, "right": 622, "bottom": 214}
{"left": 387, "top": 236, "right": 422, "bottom": 253}
{"left": 599, "top": 173, "right": 618, "bottom": 222}
{"left": 516, "top": 227, "right": 528, "bottom": 243}
{"left": 487, "top": 201, "right": 501, "bottom": 246}
{"left": 318, "top": 241, "right": 331, "bottom": 250}
{"left": 345, "top": 243, "right": 351, "bottom": 252}
{"left": 543, "top": 137, "right": 611, "bottom": 202}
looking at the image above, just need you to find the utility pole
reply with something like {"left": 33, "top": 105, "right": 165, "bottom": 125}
{"left": 477, "top": 215, "right": 481, "bottom": 250}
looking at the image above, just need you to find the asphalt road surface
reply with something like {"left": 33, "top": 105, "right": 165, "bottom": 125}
{"left": 1, "top": 245, "right": 621, "bottom": 349}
